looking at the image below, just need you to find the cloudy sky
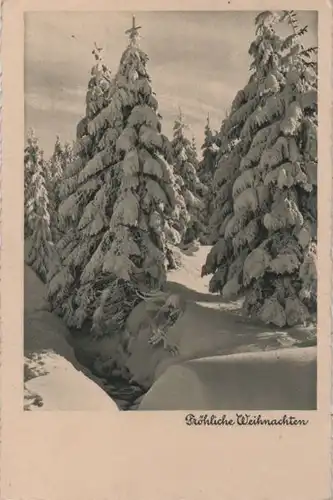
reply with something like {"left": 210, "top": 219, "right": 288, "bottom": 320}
{"left": 25, "top": 10, "right": 317, "bottom": 157}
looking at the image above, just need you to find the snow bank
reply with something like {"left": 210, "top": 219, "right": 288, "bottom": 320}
{"left": 138, "top": 347, "right": 317, "bottom": 411}
{"left": 24, "top": 265, "right": 118, "bottom": 411}
{"left": 25, "top": 352, "right": 118, "bottom": 411}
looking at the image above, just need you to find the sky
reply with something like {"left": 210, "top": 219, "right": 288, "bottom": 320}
{"left": 24, "top": 10, "right": 318, "bottom": 158}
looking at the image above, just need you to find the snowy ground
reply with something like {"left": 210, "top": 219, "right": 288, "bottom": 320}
{"left": 24, "top": 245, "right": 316, "bottom": 411}
{"left": 24, "top": 265, "right": 118, "bottom": 411}
{"left": 125, "top": 244, "right": 316, "bottom": 391}
{"left": 138, "top": 346, "right": 317, "bottom": 411}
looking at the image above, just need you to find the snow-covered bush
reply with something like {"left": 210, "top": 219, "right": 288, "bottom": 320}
{"left": 203, "top": 10, "right": 318, "bottom": 327}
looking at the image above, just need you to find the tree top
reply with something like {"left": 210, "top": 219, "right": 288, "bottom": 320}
{"left": 125, "top": 15, "right": 142, "bottom": 46}
{"left": 92, "top": 42, "right": 103, "bottom": 61}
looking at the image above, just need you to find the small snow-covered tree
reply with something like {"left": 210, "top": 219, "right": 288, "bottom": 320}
{"left": 197, "top": 114, "right": 219, "bottom": 240}
{"left": 62, "top": 141, "right": 75, "bottom": 166}
{"left": 24, "top": 129, "right": 39, "bottom": 238}
{"left": 203, "top": 11, "right": 318, "bottom": 328}
{"left": 171, "top": 109, "right": 208, "bottom": 244}
{"left": 198, "top": 115, "right": 218, "bottom": 185}
{"left": 46, "top": 136, "right": 67, "bottom": 242}
{"left": 56, "top": 140, "right": 76, "bottom": 228}
{"left": 49, "top": 136, "right": 67, "bottom": 186}
{"left": 187, "top": 134, "right": 199, "bottom": 169}
{"left": 24, "top": 132, "right": 54, "bottom": 282}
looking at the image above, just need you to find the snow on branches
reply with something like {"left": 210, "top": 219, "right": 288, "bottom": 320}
{"left": 91, "top": 33, "right": 183, "bottom": 335}
{"left": 47, "top": 48, "right": 116, "bottom": 325}
{"left": 48, "top": 24, "right": 184, "bottom": 342}
{"left": 197, "top": 114, "right": 219, "bottom": 242}
{"left": 46, "top": 137, "right": 75, "bottom": 242}
{"left": 204, "top": 10, "right": 318, "bottom": 327}
{"left": 171, "top": 110, "right": 207, "bottom": 245}
{"left": 24, "top": 131, "right": 55, "bottom": 282}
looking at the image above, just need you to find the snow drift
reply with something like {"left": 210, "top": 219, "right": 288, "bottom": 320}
{"left": 24, "top": 265, "right": 118, "bottom": 411}
{"left": 138, "top": 346, "right": 317, "bottom": 411}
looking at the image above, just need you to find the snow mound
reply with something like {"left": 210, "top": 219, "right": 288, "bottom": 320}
{"left": 138, "top": 347, "right": 317, "bottom": 411}
{"left": 24, "top": 265, "right": 118, "bottom": 411}
{"left": 25, "top": 352, "right": 118, "bottom": 411}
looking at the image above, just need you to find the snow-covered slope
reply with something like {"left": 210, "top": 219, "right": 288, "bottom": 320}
{"left": 126, "top": 245, "right": 316, "bottom": 390}
{"left": 24, "top": 265, "right": 118, "bottom": 411}
{"left": 138, "top": 346, "right": 317, "bottom": 411}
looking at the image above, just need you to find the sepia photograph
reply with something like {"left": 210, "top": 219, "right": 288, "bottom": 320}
{"left": 2, "top": 1, "right": 332, "bottom": 498}
{"left": 23, "top": 9, "right": 319, "bottom": 412}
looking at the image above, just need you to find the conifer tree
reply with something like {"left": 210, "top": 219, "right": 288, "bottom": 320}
{"left": 171, "top": 109, "right": 208, "bottom": 244}
{"left": 49, "top": 135, "right": 65, "bottom": 184}
{"left": 91, "top": 17, "right": 184, "bottom": 336}
{"left": 203, "top": 11, "right": 318, "bottom": 327}
{"left": 206, "top": 12, "right": 286, "bottom": 247}
{"left": 47, "top": 43, "right": 115, "bottom": 323}
{"left": 62, "top": 141, "right": 75, "bottom": 166}
{"left": 205, "top": 11, "right": 288, "bottom": 247}
{"left": 197, "top": 114, "right": 219, "bottom": 240}
{"left": 24, "top": 129, "right": 39, "bottom": 238}
{"left": 187, "top": 134, "right": 199, "bottom": 169}
{"left": 24, "top": 131, "right": 54, "bottom": 282}
{"left": 56, "top": 140, "right": 76, "bottom": 219}
{"left": 48, "top": 19, "right": 183, "bottom": 337}
{"left": 46, "top": 136, "right": 67, "bottom": 242}
{"left": 197, "top": 115, "right": 217, "bottom": 184}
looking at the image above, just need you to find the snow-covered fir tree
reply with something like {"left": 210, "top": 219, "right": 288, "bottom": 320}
{"left": 49, "top": 135, "right": 69, "bottom": 184}
{"left": 48, "top": 140, "right": 76, "bottom": 241}
{"left": 197, "top": 114, "right": 219, "bottom": 240}
{"left": 48, "top": 18, "right": 183, "bottom": 339}
{"left": 47, "top": 43, "right": 116, "bottom": 322}
{"left": 62, "top": 140, "right": 75, "bottom": 165}
{"left": 24, "top": 131, "right": 54, "bottom": 282}
{"left": 187, "top": 134, "right": 199, "bottom": 169}
{"left": 197, "top": 115, "right": 217, "bottom": 185}
{"left": 171, "top": 109, "right": 208, "bottom": 244}
{"left": 203, "top": 10, "right": 318, "bottom": 328}
{"left": 206, "top": 12, "right": 287, "bottom": 246}
{"left": 51, "top": 135, "right": 64, "bottom": 170}
{"left": 46, "top": 136, "right": 67, "bottom": 242}
{"left": 24, "top": 129, "right": 39, "bottom": 238}
{"left": 56, "top": 140, "right": 75, "bottom": 208}
{"left": 91, "top": 17, "right": 184, "bottom": 336}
